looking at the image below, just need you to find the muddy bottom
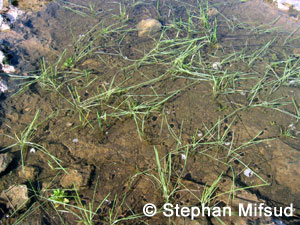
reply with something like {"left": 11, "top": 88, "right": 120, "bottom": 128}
{"left": 0, "top": 0, "right": 300, "bottom": 224}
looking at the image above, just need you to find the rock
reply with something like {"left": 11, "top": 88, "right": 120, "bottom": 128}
{"left": 207, "top": 7, "right": 219, "bottom": 17}
{"left": 2, "top": 64, "right": 15, "bottom": 73}
{"left": 60, "top": 166, "right": 91, "bottom": 189}
{"left": 18, "top": 166, "right": 38, "bottom": 180}
{"left": 292, "top": 48, "right": 300, "bottom": 57}
{"left": 0, "top": 152, "right": 13, "bottom": 173}
{"left": 1, "top": 185, "right": 29, "bottom": 210}
{"left": 6, "top": 7, "right": 19, "bottom": 24}
{"left": 275, "top": 0, "right": 300, "bottom": 11}
{"left": 15, "top": 0, "right": 50, "bottom": 12}
{"left": 212, "top": 61, "right": 222, "bottom": 70}
{"left": 0, "top": 50, "right": 5, "bottom": 63}
{"left": 136, "top": 18, "right": 162, "bottom": 37}
{"left": 0, "top": 22, "right": 10, "bottom": 31}
{"left": 0, "top": 79, "right": 8, "bottom": 92}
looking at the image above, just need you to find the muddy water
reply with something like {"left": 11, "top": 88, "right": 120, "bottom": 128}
{"left": 0, "top": 0, "right": 300, "bottom": 224}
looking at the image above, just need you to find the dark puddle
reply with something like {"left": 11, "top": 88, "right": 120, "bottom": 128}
{"left": 0, "top": 0, "right": 300, "bottom": 224}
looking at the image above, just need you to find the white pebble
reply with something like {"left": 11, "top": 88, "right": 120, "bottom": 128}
{"left": 0, "top": 51, "right": 5, "bottom": 64}
{"left": 0, "top": 80, "right": 7, "bottom": 92}
{"left": 244, "top": 168, "right": 254, "bottom": 177}
{"left": 72, "top": 138, "right": 79, "bottom": 143}
{"left": 6, "top": 8, "right": 20, "bottom": 25}
{"left": 197, "top": 131, "right": 203, "bottom": 137}
{"left": 0, "top": 23, "right": 10, "bottom": 32}
{"left": 212, "top": 61, "right": 222, "bottom": 70}
{"left": 2, "top": 64, "right": 15, "bottom": 73}
{"left": 224, "top": 142, "right": 231, "bottom": 146}
{"left": 29, "top": 148, "right": 36, "bottom": 153}
{"left": 288, "top": 123, "right": 296, "bottom": 131}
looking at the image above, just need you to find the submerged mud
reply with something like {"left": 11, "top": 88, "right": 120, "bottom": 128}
{"left": 0, "top": 0, "right": 300, "bottom": 224}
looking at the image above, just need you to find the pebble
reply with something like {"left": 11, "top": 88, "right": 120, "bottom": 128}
{"left": 244, "top": 168, "right": 254, "bottom": 177}
{"left": 2, "top": 64, "right": 15, "bottom": 73}
{"left": 0, "top": 152, "right": 13, "bottom": 173}
{"left": 197, "top": 131, "right": 203, "bottom": 137}
{"left": 0, "top": 50, "right": 5, "bottom": 63}
{"left": 136, "top": 18, "right": 162, "bottom": 37}
{"left": 288, "top": 123, "right": 296, "bottom": 131}
{"left": 1, "top": 185, "right": 29, "bottom": 210}
{"left": 6, "top": 6, "right": 23, "bottom": 25}
{"left": 0, "top": 79, "right": 8, "bottom": 92}
{"left": 0, "top": 22, "right": 10, "bottom": 31}
{"left": 212, "top": 61, "right": 222, "bottom": 70}
{"left": 66, "top": 122, "right": 73, "bottom": 127}
{"left": 275, "top": 0, "right": 300, "bottom": 11}
{"left": 72, "top": 138, "right": 79, "bottom": 143}
{"left": 18, "top": 166, "right": 37, "bottom": 180}
{"left": 29, "top": 148, "right": 36, "bottom": 153}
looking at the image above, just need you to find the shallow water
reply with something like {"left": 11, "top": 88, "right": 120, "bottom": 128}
{"left": 0, "top": 0, "right": 300, "bottom": 224}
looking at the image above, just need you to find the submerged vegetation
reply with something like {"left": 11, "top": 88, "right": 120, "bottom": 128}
{"left": 1, "top": 0, "right": 300, "bottom": 224}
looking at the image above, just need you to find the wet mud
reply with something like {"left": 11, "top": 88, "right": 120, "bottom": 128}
{"left": 0, "top": 0, "right": 300, "bottom": 224}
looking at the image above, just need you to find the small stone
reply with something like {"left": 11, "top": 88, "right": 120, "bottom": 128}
{"left": 0, "top": 50, "right": 5, "bottom": 64}
{"left": 207, "top": 7, "right": 218, "bottom": 17}
{"left": 6, "top": 7, "right": 22, "bottom": 25}
{"left": 288, "top": 123, "right": 296, "bottom": 131}
{"left": 197, "top": 131, "right": 203, "bottom": 137}
{"left": 292, "top": 48, "right": 300, "bottom": 57}
{"left": 136, "top": 18, "right": 162, "bottom": 37}
{"left": 0, "top": 79, "right": 8, "bottom": 93}
{"left": 18, "top": 166, "right": 37, "bottom": 180}
{"left": 60, "top": 167, "right": 90, "bottom": 189}
{"left": 72, "top": 138, "right": 79, "bottom": 143}
{"left": 24, "top": 107, "right": 30, "bottom": 112}
{"left": 0, "top": 22, "right": 10, "bottom": 32}
{"left": 244, "top": 168, "right": 254, "bottom": 177}
{"left": 212, "top": 61, "right": 222, "bottom": 70}
{"left": 66, "top": 122, "right": 73, "bottom": 127}
{"left": 1, "top": 185, "right": 29, "bottom": 210}
{"left": 2, "top": 64, "right": 15, "bottom": 73}
{"left": 224, "top": 142, "right": 231, "bottom": 146}
{"left": 0, "top": 152, "right": 13, "bottom": 173}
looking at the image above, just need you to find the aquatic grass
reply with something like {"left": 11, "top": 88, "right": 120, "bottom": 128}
{"left": 210, "top": 18, "right": 218, "bottom": 44}
{"left": 68, "top": 182, "right": 110, "bottom": 225}
{"left": 153, "top": 146, "right": 172, "bottom": 202}
{"left": 0, "top": 111, "right": 66, "bottom": 173}
{"left": 117, "top": 1, "right": 128, "bottom": 21}
{"left": 143, "top": 114, "right": 191, "bottom": 203}
{"left": 54, "top": 0, "right": 104, "bottom": 18}
{"left": 106, "top": 194, "right": 145, "bottom": 224}
{"left": 248, "top": 98, "right": 300, "bottom": 120}
{"left": 10, "top": 55, "right": 65, "bottom": 96}
{"left": 66, "top": 85, "right": 92, "bottom": 127}
{"left": 247, "top": 37, "right": 276, "bottom": 66}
